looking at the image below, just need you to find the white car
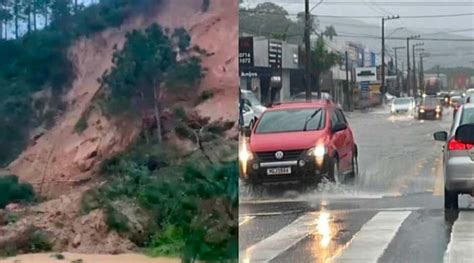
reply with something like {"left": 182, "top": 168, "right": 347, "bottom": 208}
{"left": 465, "top": 88, "right": 474, "bottom": 104}
{"left": 391, "top": 97, "right": 415, "bottom": 115}
{"left": 241, "top": 89, "right": 266, "bottom": 116}
{"left": 242, "top": 104, "right": 257, "bottom": 127}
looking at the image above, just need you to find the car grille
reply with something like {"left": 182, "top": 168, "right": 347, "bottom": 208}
{"left": 256, "top": 150, "right": 305, "bottom": 162}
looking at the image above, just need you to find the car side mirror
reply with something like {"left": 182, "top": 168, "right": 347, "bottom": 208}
{"left": 455, "top": 124, "right": 474, "bottom": 144}
{"left": 331, "top": 123, "right": 347, "bottom": 133}
{"left": 434, "top": 131, "right": 448, "bottom": 142}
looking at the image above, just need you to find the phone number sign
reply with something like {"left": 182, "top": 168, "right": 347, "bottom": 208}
{"left": 239, "top": 37, "right": 254, "bottom": 67}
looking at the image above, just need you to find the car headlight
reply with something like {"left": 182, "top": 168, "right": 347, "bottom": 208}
{"left": 419, "top": 108, "right": 425, "bottom": 113}
{"left": 239, "top": 142, "right": 253, "bottom": 162}
{"left": 391, "top": 105, "right": 395, "bottom": 112}
{"left": 308, "top": 145, "right": 326, "bottom": 157}
{"left": 436, "top": 106, "right": 441, "bottom": 112}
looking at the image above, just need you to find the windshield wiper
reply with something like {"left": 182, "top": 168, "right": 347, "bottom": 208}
{"left": 303, "top": 109, "right": 322, "bottom": 131}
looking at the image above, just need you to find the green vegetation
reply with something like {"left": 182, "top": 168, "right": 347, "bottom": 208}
{"left": 0, "top": 228, "right": 52, "bottom": 257}
{"left": 197, "top": 90, "right": 214, "bottom": 104}
{"left": 0, "top": 175, "right": 35, "bottom": 208}
{"left": 0, "top": 0, "right": 163, "bottom": 166}
{"left": 99, "top": 23, "right": 202, "bottom": 143}
{"left": 80, "top": 134, "right": 238, "bottom": 261}
{"left": 240, "top": 2, "right": 312, "bottom": 44}
{"left": 74, "top": 114, "right": 88, "bottom": 134}
{"left": 309, "top": 37, "right": 340, "bottom": 94}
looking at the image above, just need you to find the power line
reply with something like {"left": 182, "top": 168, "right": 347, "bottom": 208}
{"left": 240, "top": 27, "right": 474, "bottom": 42}
{"left": 270, "top": 1, "right": 474, "bottom": 6}
{"left": 240, "top": 9, "right": 474, "bottom": 19}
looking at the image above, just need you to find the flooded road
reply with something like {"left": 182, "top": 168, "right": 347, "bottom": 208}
{"left": 239, "top": 107, "right": 474, "bottom": 262}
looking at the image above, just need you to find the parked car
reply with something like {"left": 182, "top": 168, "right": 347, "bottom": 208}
{"left": 451, "top": 96, "right": 464, "bottom": 118}
{"left": 390, "top": 97, "right": 415, "bottom": 116}
{"left": 465, "top": 88, "right": 474, "bottom": 104}
{"left": 239, "top": 99, "right": 358, "bottom": 186}
{"left": 241, "top": 89, "right": 266, "bottom": 116}
{"left": 434, "top": 104, "right": 474, "bottom": 209}
{"left": 418, "top": 97, "right": 443, "bottom": 120}
{"left": 242, "top": 104, "right": 257, "bottom": 128}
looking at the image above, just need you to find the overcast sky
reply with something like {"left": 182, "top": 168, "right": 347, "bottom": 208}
{"left": 241, "top": 0, "right": 474, "bottom": 37}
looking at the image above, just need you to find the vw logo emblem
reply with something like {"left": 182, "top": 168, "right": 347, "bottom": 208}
{"left": 275, "top": 151, "right": 284, "bottom": 160}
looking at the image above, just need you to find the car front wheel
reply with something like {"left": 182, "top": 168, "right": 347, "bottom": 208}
{"left": 329, "top": 158, "right": 344, "bottom": 184}
{"left": 444, "top": 188, "right": 459, "bottom": 210}
{"left": 348, "top": 150, "right": 359, "bottom": 179}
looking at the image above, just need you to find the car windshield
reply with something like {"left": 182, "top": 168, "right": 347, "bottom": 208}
{"left": 255, "top": 108, "right": 325, "bottom": 133}
{"left": 394, "top": 98, "right": 411, "bottom": 105}
{"left": 461, "top": 108, "right": 474, "bottom": 125}
{"left": 422, "top": 98, "right": 438, "bottom": 106}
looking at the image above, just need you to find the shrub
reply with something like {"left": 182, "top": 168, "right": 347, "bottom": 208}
{"left": 0, "top": 228, "right": 52, "bottom": 257}
{"left": 197, "top": 90, "right": 214, "bottom": 104}
{"left": 74, "top": 115, "right": 88, "bottom": 134}
{"left": 104, "top": 205, "right": 130, "bottom": 233}
{"left": 0, "top": 175, "right": 35, "bottom": 209}
{"left": 174, "top": 107, "right": 187, "bottom": 121}
{"left": 80, "top": 139, "right": 238, "bottom": 261}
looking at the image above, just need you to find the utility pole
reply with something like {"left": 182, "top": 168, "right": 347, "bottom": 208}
{"left": 412, "top": 42, "right": 424, "bottom": 98}
{"left": 419, "top": 53, "right": 425, "bottom": 94}
{"left": 345, "top": 50, "right": 350, "bottom": 110}
{"left": 381, "top": 15, "right": 400, "bottom": 96}
{"left": 437, "top": 65, "right": 441, "bottom": 91}
{"left": 304, "top": 0, "right": 311, "bottom": 101}
{"left": 405, "top": 35, "right": 420, "bottom": 97}
{"left": 393, "top": 46, "right": 405, "bottom": 95}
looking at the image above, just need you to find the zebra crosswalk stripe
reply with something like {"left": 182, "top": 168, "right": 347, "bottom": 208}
{"left": 444, "top": 211, "right": 474, "bottom": 263}
{"left": 333, "top": 211, "right": 411, "bottom": 263}
{"left": 239, "top": 213, "right": 316, "bottom": 263}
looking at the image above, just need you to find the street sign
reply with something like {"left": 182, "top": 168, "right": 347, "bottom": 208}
{"left": 356, "top": 67, "right": 377, "bottom": 82}
{"left": 239, "top": 37, "right": 254, "bottom": 68}
{"left": 268, "top": 40, "right": 282, "bottom": 69}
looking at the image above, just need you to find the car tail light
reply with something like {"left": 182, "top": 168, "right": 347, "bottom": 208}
{"left": 448, "top": 138, "right": 474, "bottom": 151}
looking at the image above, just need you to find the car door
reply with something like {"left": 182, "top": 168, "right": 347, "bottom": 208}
{"left": 335, "top": 109, "right": 352, "bottom": 171}
{"left": 330, "top": 110, "right": 347, "bottom": 169}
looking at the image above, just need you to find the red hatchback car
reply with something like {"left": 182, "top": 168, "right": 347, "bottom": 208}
{"left": 239, "top": 100, "right": 358, "bottom": 185}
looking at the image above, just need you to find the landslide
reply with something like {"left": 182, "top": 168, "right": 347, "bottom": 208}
{"left": 1, "top": 0, "right": 237, "bottom": 256}
{"left": 8, "top": 0, "right": 238, "bottom": 198}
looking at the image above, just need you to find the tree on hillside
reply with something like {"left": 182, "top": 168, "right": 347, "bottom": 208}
{"left": 240, "top": 2, "right": 305, "bottom": 44}
{"left": 309, "top": 37, "right": 339, "bottom": 93}
{"left": 100, "top": 24, "right": 202, "bottom": 143}
{"left": 0, "top": 0, "right": 12, "bottom": 39}
{"left": 13, "top": 0, "right": 20, "bottom": 38}
{"left": 50, "top": 0, "right": 71, "bottom": 32}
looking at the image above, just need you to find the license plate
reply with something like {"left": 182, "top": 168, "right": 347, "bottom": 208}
{"left": 267, "top": 167, "right": 292, "bottom": 175}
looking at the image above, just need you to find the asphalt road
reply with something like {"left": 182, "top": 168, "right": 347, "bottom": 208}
{"left": 239, "top": 106, "right": 474, "bottom": 263}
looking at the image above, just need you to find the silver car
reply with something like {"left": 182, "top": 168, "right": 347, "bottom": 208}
{"left": 434, "top": 104, "right": 474, "bottom": 209}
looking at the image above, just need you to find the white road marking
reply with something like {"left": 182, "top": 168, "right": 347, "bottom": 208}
{"left": 444, "top": 211, "right": 474, "bottom": 263}
{"left": 239, "top": 213, "right": 317, "bottom": 263}
{"left": 239, "top": 207, "right": 422, "bottom": 218}
{"left": 333, "top": 211, "right": 411, "bottom": 263}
